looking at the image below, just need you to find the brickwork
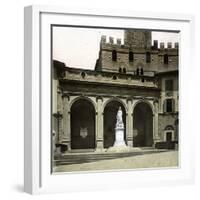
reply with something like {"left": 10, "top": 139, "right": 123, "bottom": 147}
{"left": 97, "top": 30, "right": 178, "bottom": 76}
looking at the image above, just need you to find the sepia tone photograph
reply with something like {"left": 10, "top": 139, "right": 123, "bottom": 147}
{"left": 51, "top": 26, "right": 179, "bottom": 173}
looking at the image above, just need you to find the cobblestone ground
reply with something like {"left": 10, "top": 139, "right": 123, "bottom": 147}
{"left": 53, "top": 150, "right": 178, "bottom": 173}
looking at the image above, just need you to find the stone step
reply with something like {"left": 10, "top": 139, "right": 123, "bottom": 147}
{"left": 54, "top": 149, "right": 169, "bottom": 166}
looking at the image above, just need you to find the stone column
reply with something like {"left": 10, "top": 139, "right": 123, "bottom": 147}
{"left": 153, "top": 100, "right": 160, "bottom": 145}
{"left": 96, "top": 97, "right": 104, "bottom": 149}
{"left": 62, "top": 95, "right": 71, "bottom": 150}
{"left": 57, "top": 89, "right": 63, "bottom": 144}
{"left": 126, "top": 99, "right": 133, "bottom": 147}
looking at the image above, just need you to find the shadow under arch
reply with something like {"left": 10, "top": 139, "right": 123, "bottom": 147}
{"left": 69, "top": 96, "right": 97, "bottom": 113}
{"left": 103, "top": 99, "right": 127, "bottom": 148}
{"left": 103, "top": 97, "right": 128, "bottom": 113}
{"left": 70, "top": 98, "right": 96, "bottom": 149}
{"left": 133, "top": 99, "right": 154, "bottom": 115}
{"left": 133, "top": 101, "right": 153, "bottom": 147}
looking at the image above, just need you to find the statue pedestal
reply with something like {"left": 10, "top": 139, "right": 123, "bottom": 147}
{"left": 107, "top": 124, "right": 141, "bottom": 153}
{"left": 113, "top": 127, "right": 126, "bottom": 147}
{"left": 107, "top": 106, "right": 141, "bottom": 152}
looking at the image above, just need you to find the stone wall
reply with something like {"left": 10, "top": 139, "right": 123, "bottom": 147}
{"left": 158, "top": 113, "right": 178, "bottom": 141}
{"left": 98, "top": 30, "right": 178, "bottom": 75}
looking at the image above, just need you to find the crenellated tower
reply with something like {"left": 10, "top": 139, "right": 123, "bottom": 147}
{"left": 124, "top": 30, "right": 152, "bottom": 49}
{"left": 95, "top": 30, "right": 179, "bottom": 76}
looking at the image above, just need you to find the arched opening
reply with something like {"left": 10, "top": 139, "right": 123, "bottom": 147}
{"left": 140, "top": 68, "right": 144, "bottom": 75}
{"left": 136, "top": 68, "right": 139, "bottom": 75}
{"left": 123, "top": 68, "right": 126, "bottom": 73}
{"left": 133, "top": 102, "right": 153, "bottom": 147}
{"left": 129, "top": 51, "right": 134, "bottom": 62}
{"left": 164, "top": 125, "right": 175, "bottom": 142}
{"left": 71, "top": 99, "right": 96, "bottom": 149}
{"left": 103, "top": 101, "right": 126, "bottom": 148}
{"left": 164, "top": 54, "right": 169, "bottom": 64}
{"left": 146, "top": 52, "right": 151, "bottom": 63}
{"left": 112, "top": 50, "right": 117, "bottom": 61}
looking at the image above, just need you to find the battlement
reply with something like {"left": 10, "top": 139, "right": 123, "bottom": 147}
{"left": 153, "top": 40, "right": 179, "bottom": 50}
{"left": 98, "top": 33, "right": 178, "bottom": 75}
{"left": 100, "top": 35, "right": 179, "bottom": 51}
{"left": 101, "top": 35, "right": 124, "bottom": 46}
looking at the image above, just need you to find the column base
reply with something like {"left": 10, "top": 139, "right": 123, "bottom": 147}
{"left": 152, "top": 138, "right": 162, "bottom": 148}
{"left": 127, "top": 140, "right": 133, "bottom": 147}
{"left": 96, "top": 139, "right": 104, "bottom": 149}
{"left": 61, "top": 140, "right": 71, "bottom": 152}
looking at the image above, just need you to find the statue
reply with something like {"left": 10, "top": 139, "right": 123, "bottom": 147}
{"left": 116, "top": 106, "right": 124, "bottom": 129}
{"left": 113, "top": 106, "right": 125, "bottom": 146}
{"left": 116, "top": 106, "right": 123, "bottom": 124}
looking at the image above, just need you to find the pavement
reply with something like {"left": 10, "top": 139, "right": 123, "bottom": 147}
{"left": 53, "top": 148, "right": 178, "bottom": 172}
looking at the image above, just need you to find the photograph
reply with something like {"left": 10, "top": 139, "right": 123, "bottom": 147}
{"left": 51, "top": 26, "right": 179, "bottom": 173}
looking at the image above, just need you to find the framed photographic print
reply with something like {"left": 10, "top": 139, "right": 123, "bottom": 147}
{"left": 24, "top": 5, "right": 195, "bottom": 194}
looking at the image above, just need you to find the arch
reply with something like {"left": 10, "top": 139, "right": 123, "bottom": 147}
{"left": 146, "top": 52, "right": 151, "bottom": 63}
{"left": 123, "top": 68, "right": 126, "bottom": 73}
{"left": 112, "top": 75, "right": 117, "bottom": 80}
{"left": 133, "top": 99, "right": 154, "bottom": 115}
{"left": 136, "top": 68, "right": 139, "bottom": 75}
{"left": 164, "top": 125, "right": 175, "bottom": 142}
{"left": 103, "top": 99, "right": 127, "bottom": 148}
{"left": 81, "top": 71, "right": 86, "bottom": 78}
{"left": 133, "top": 101, "right": 153, "bottom": 147}
{"left": 103, "top": 97, "right": 128, "bottom": 113}
{"left": 112, "top": 50, "right": 117, "bottom": 61}
{"left": 140, "top": 68, "right": 144, "bottom": 75}
{"left": 70, "top": 98, "right": 96, "bottom": 149}
{"left": 164, "top": 54, "right": 169, "bottom": 64}
{"left": 129, "top": 51, "right": 134, "bottom": 62}
{"left": 69, "top": 96, "right": 97, "bottom": 113}
{"left": 164, "top": 125, "right": 174, "bottom": 131}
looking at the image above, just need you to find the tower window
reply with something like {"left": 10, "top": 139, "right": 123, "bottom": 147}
{"left": 164, "top": 54, "right": 169, "bottom": 64}
{"left": 129, "top": 51, "right": 134, "bottom": 62}
{"left": 140, "top": 68, "right": 144, "bottom": 75}
{"left": 119, "top": 68, "right": 122, "bottom": 73}
{"left": 112, "top": 50, "right": 117, "bottom": 61}
{"left": 81, "top": 72, "right": 86, "bottom": 78}
{"left": 123, "top": 68, "right": 126, "bottom": 73}
{"left": 146, "top": 52, "right": 151, "bottom": 63}
{"left": 136, "top": 68, "right": 139, "bottom": 75}
{"left": 112, "top": 75, "right": 117, "bottom": 80}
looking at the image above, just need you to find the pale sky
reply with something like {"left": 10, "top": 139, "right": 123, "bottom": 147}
{"left": 53, "top": 26, "right": 179, "bottom": 69}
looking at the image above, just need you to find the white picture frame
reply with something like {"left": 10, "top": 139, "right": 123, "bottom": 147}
{"left": 24, "top": 5, "right": 195, "bottom": 194}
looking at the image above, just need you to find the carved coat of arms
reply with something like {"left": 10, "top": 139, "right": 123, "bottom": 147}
{"left": 80, "top": 127, "right": 88, "bottom": 138}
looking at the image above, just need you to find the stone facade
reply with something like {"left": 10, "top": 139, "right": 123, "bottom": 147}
{"left": 52, "top": 30, "right": 179, "bottom": 152}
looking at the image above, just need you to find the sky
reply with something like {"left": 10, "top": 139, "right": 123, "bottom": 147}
{"left": 53, "top": 26, "right": 179, "bottom": 69}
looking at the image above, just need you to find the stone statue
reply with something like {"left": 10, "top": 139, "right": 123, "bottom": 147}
{"left": 116, "top": 106, "right": 124, "bottom": 128}
{"left": 117, "top": 106, "right": 123, "bottom": 123}
{"left": 113, "top": 106, "right": 125, "bottom": 146}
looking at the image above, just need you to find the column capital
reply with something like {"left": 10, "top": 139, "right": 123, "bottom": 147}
{"left": 126, "top": 97, "right": 133, "bottom": 103}
{"left": 53, "top": 111, "right": 63, "bottom": 119}
{"left": 57, "top": 86, "right": 63, "bottom": 93}
{"left": 62, "top": 93, "right": 70, "bottom": 100}
{"left": 96, "top": 96, "right": 103, "bottom": 102}
{"left": 153, "top": 98, "right": 159, "bottom": 104}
